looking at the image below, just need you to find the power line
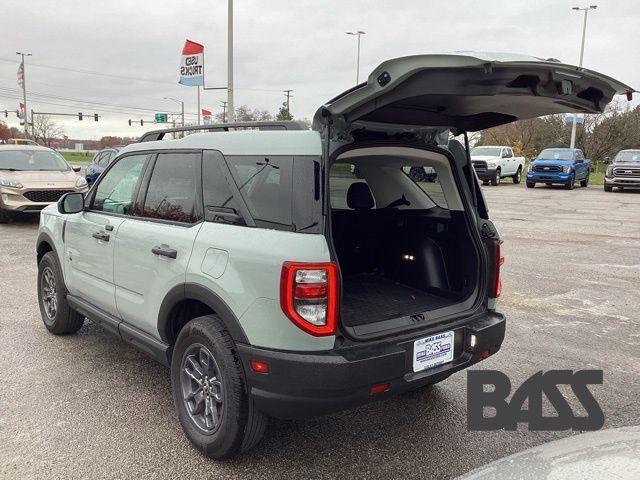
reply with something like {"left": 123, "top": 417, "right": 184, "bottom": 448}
{"left": 0, "top": 86, "right": 197, "bottom": 117}
{"left": 0, "top": 57, "right": 285, "bottom": 93}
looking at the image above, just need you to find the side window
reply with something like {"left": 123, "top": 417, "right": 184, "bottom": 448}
{"left": 329, "top": 163, "right": 373, "bottom": 210}
{"left": 576, "top": 150, "right": 584, "bottom": 161}
{"left": 202, "top": 153, "right": 243, "bottom": 224}
{"left": 140, "top": 152, "right": 202, "bottom": 224}
{"left": 92, "top": 154, "right": 148, "bottom": 214}
{"left": 98, "top": 151, "right": 111, "bottom": 167}
{"left": 92, "top": 152, "right": 103, "bottom": 164}
{"left": 225, "top": 156, "right": 294, "bottom": 229}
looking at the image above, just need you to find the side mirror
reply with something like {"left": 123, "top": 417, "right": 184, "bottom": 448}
{"left": 603, "top": 156, "right": 611, "bottom": 164}
{"left": 72, "top": 165, "right": 81, "bottom": 172}
{"left": 58, "top": 192, "right": 84, "bottom": 214}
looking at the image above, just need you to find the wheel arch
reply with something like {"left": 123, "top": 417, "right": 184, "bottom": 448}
{"left": 36, "top": 231, "right": 59, "bottom": 266}
{"left": 158, "top": 283, "right": 249, "bottom": 346}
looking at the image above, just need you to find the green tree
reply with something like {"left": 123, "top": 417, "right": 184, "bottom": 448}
{"left": 276, "top": 101, "right": 293, "bottom": 121}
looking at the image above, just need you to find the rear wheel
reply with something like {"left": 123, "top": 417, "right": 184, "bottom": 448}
{"left": 604, "top": 185, "right": 613, "bottom": 192}
{"left": 580, "top": 173, "right": 589, "bottom": 187}
{"left": 512, "top": 167, "right": 522, "bottom": 184}
{"left": 490, "top": 169, "right": 501, "bottom": 186}
{"left": 171, "top": 315, "right": 267, "bottom": 459}
{"left": 37, "top": 252, "right": 84, "bottom": 334}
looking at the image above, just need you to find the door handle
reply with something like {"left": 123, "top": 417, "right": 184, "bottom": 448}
{"left": 105, "top": 224, "right": 114, "bottom": 231}
{"left": 152, "top": 245, "right": 177, "bottom": 259}
{"left": 92, "top": 231, "right": 110, "bottom": 242}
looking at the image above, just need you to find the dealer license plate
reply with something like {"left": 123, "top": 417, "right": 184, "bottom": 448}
{"left": 413, "top": 331, "right": 454, "bottom": 373}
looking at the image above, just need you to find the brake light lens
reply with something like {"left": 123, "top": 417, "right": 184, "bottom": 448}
{"left": 280, "top": 262, "right": 339, "bottom": 336}
{"left": 491, "top": 241, "right": 504, "bottom": 298}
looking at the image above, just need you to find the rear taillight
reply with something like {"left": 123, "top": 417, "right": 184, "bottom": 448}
{"left": 491, "top": 241, "right": 504, "bottom": 298}
{"left": 280, "top": 262, "right": 339, "bottom": 336}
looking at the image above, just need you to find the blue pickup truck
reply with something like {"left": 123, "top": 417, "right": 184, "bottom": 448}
{"left": 526, "top": 148, "right": 591, "bottom": 189}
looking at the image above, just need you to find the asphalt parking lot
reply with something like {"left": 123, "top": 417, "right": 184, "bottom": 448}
{"left": 1, "top": 183, "right": 639, "bottom": 480}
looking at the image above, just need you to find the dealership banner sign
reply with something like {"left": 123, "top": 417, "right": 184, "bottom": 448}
{"left": 179, "top": 40, "right": 204, "bottom": 86}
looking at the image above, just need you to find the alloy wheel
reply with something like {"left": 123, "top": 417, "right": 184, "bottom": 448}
{"left": 41, "top": 266, "right": 57, "bottom": 320}
{"left": 180, "top": 344, "right": 224, "bottom": 434}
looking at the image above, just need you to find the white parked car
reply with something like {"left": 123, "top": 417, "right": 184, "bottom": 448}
{"left": 471, "top": 146, "right": 525, "bottom": 185}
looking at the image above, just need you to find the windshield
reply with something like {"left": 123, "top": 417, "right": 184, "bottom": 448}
{"left": 0, "top": 149, "right": 70, "bottom": 171}
{"left": 538, "top": 149, "right": 574, "bottom": 161}
{"left": 471, "top": 147, "right": 502, "bottom": 157}
{"left": 614, "top": 150, "right": 640, "bottom": 163}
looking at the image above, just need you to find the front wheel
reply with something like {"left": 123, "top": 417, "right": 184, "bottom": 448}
{"left": 490, "top": 169, "right": 501, "bottom": 186}
{"left": 512, "top": 167, "right": 522, "bottom": 184}
{"left": 171, "top": 315, "right": 267, "bottom": 459}
{"left": 38, "top": 252, "right": 84, "bottom": 334}
{"left": 604, "top": 185, "right": 613, "bottom": 192}
{"left": 565, "top": 174, "right": 576, "bottom": 190}
{"left": 580, "top": 174, "right": 589, "bottom": 187}
{"left": 526, "top": 182, "right": 535, "bottom": 188}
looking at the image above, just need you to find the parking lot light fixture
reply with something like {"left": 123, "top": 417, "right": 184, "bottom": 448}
{"left": 569, "top": 5, "right": 597, "bottom": 148}
{"left": 346, "top": 30, "right": 366, "bottom": 84}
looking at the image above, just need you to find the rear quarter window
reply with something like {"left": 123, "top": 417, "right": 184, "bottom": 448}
{"left": 224, "top": 155, "right": 321, "bottom": 233}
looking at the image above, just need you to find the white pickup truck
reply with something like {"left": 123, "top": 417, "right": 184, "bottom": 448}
{"left": 471, "top": 146, "right": 525, "bottom": 185}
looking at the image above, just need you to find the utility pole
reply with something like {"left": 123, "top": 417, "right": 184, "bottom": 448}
{"left": 346, "top": 31, "right": 365, "bottom": 84}
{"left": 220, "top": 101, "right": 228, "bottom": 123}
{"left": 16, "top": 51, "right": 32, "bottom": 137}
{"left": 283, "top": 90, "right": 293, "bottom": 116}
{"left": 569, "top": 5, "right": 597, "bottom": 149}
{"left": 227, "top": 0, "right": 234, "bottom": 122}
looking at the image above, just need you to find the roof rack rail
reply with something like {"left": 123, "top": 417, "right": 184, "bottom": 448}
{"left": 138, "top": 121, "right": 308, "bottom": 143}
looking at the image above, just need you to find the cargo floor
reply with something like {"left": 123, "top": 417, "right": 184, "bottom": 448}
{"left": 341, "top": 274, "right": 455, "bottom": 327}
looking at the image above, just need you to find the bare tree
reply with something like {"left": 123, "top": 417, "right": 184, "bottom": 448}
{"left": 32, "top": 115, "right": 65, "bottom": 146}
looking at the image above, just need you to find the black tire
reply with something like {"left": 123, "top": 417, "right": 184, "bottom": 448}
{"left": 490, "top": 169, "right": 501, "bottom": 186}
{"left": 0, "top": 209, "right": 14, "bottom": 224}
{"left": 580, "top": 174, "right": 589, "bottom": 187}
{"left": 482, "top": 180, "right": 489, "bottom": 185}
{"left": 512, "top": 167, "right": 522, "bottom": 184}
{"left": 565, "top": 174, "right": 575, "bottom": 190}
{"left": 37, "top": 251, "right": 84, "bottom": 334}
{"left": 526, "top": 182, "right": 535, "bottom": 188}
{"left": 604, "top": 185, "right": 613, "bottom": 192}
{"left": 171, "top": 315, "right": 267, "bottom": 459}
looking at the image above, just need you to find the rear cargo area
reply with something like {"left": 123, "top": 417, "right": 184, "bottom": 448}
{"left": 329, "top": 147, "right": 480, "bottom": 329}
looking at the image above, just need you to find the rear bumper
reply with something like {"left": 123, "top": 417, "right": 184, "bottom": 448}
{"left": 526, "top": 172, "right": 571, "bottom": 184}
{"left": 238, "top": 311, "right": 506, "bottom": 419}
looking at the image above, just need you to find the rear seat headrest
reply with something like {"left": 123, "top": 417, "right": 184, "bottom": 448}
{"left": 347, "top": 182, "right": 374, "bottom": 210}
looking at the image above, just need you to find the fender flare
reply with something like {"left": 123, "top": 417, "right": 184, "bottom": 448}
{"left": 158, "top": 283, "right": 249, "bottom": 345}
{"left": 36, "top": 231, "right": 61, "bottom": 266}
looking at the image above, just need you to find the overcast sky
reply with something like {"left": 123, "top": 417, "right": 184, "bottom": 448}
{"left": 1, "top": 0, "right": 637, "bottom": 140}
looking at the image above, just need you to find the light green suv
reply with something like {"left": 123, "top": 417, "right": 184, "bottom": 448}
{"left": 35, "top": 53, "right": 633, "bottom": 458}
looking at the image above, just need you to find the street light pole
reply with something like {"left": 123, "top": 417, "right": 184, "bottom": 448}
{"left": 569, "top": 5, "right": 597, "bottom": 149}
{"left": 346, "top": 31, "right": 366, "bottom": 84}
{"left": 16, "top": 51, "right": 32, "bottom": 137}
{"left": 164, "top": 97, "right": 185, "bottom": 127}
{"left": 227, "top": 0, "right": 234, "bottom": 122}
